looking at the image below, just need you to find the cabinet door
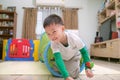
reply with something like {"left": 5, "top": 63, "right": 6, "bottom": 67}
{"left": 110, "top": 41, "right": 120, "bottom": 58}
{"left": 91, "top": 43, "right": 110, "bottom": 57}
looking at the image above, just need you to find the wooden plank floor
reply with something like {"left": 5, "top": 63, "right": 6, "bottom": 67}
{"left": 0, "top": 59, "right": 120, "bottom": 80}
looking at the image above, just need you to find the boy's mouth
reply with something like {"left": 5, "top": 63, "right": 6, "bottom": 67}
{"left": 52, "top": 37, "right": 57, "bottom": 41}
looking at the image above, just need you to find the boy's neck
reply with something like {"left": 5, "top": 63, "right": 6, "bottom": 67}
{"left": 60, "top": 32, "right": 68, "bottom": 47}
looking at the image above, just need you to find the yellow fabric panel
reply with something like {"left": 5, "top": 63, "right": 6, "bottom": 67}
{"left": 33, "top": 40, "right": 40, "bottom": 61}
{"left": 2, "top": 39, "right": 8, "bottom": 60}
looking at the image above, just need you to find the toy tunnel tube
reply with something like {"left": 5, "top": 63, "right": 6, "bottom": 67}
{"left": 43, "top": 41, "right": 85, "bottom": 77}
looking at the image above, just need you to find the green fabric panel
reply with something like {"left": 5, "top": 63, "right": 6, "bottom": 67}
{"left": 39, "top": 32, "right": 55, "bottom": 67}
{"left": 39, "top": 32, "right": 50, "bottom": 62}
{"left": 54, "top": 52, "right": 69, "bottom": 79}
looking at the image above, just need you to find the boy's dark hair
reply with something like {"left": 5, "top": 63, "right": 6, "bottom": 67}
{"left": 43, "top": 14, "right": 64, "bottom": 28}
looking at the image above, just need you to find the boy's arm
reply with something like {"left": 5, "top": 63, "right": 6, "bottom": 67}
{"left": 53, "top": 52, "right": 69, "bottom": 79}
{"left": 79, "top": 46, "right": 94, "bottom": 69}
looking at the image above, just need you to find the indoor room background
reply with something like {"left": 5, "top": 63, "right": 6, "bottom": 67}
{"left": 0, "top": 0, "right": 103, "bottom": 51}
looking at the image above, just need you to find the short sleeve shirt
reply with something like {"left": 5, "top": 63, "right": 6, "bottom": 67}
{"left": 51, "top": 32, "right": 85, "bottom": 61}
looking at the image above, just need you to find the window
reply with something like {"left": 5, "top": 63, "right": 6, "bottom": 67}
{"left": 35, "top": 6, "right": 63, "bottom": 39}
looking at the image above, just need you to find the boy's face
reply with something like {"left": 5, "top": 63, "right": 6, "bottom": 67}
{"left": 45, "top": 24, "right": 64, "bottom": 43}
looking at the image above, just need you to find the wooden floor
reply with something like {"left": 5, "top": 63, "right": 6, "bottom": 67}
{"left": 0, "top": 59, "right": 120, "bottom": 80}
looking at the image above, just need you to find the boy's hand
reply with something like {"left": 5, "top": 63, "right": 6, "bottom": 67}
{"left": 85, "top": 69, "right": 94, "bottom": 78}
{"left": 66, "top": 76, "right": 74, "bottom": 80}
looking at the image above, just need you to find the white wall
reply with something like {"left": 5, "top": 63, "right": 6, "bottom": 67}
{"left": 0, "top": 0, "right": 103, "bottom": 50}
{"left": 78, "top": 0, "right": 103, "bottom": 49}
{"left": 65, "top": 0, "right": 82, "bottom": 8}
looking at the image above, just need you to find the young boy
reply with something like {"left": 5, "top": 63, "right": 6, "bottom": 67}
{"left": 43, "top": 14, "right": 94, "bottom": 80}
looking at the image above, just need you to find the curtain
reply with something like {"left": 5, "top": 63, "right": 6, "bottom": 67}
{"left": 22, "top": 8, "right": 37, "bottom": 39}
{"left": 63, "top": 8, "right": 78, "bottom": 29}
{"left": 22, "top": 7, "right": 78, "bottom": 40}
{"left": 35, "top": 6, "right": 63, "bottom": 39}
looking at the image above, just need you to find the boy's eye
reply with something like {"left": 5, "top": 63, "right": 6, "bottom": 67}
{"left": 47, "top": 33, "right": 50, "bottom": 36}
{"left": 53, "top": 31, "right": 56, "bottom": 34}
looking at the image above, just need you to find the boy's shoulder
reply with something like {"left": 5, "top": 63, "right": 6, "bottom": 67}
{"left": 66, "top": 31, "right": 81, "bottom": 40}
{"left": 66, "top": 31, "right": 85, "bottom": 44}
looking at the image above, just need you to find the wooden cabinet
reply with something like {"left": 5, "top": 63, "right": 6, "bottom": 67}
{"left": 0, "top": 10, "right": 17, "bottom": 59}
{"left": 97, "top": 0, "right": 118, "bottom": 41}
{"left": 98, "top": 0, "right": 115, "bottom": 24}
{"left": 91, "top": 0, "right": 120, "bottom": 59}
{"left": 91, "top": 39, "right": 120, "bottom": 59}
{"left": 98, "top": 0, "right": 120, "bottom": 29}
{"left": 116, "top": 0, "right": 120, "bottom": 28}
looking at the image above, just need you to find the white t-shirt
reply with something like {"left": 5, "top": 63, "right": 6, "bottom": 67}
{"left": 51, "top": 32, "right": 85, "bottom": 61}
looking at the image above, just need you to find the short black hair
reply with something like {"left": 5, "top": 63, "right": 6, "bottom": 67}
{"left": 43, "top": 14, "right": 64, "bottom": 28}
